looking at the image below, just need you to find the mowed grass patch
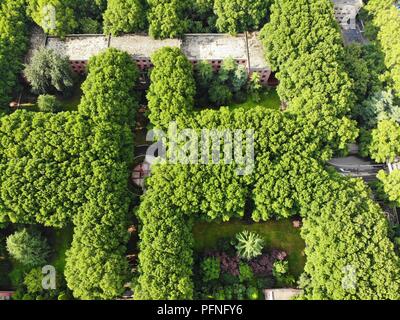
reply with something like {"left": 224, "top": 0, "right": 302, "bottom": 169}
{"left": 229, "top": 88, "right": 281, "bottom": 111}
{"left": 193, "top": 219, "right": 305, "bottom": 278}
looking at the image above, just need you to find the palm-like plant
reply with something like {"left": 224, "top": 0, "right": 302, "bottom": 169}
{"left": 235, "top": 230, "right": 264, "bottom": 260}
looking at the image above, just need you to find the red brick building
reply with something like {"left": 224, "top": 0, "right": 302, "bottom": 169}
{"left": 28, "top": 31, "right": 274, "bottom": 86}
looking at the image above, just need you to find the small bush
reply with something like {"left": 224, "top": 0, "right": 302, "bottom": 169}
{"left": 238, "top": 262, "right": 254, "bottom": 283}
{"left": 247, "top": 286, "right": 259, "bottom": 300}
{"left": 235, "top": 230, "right": 264, "bottom": 261}
{"left": 37, "top": 95, "right": 60, "bottom": 113}
{"left": 58, "top": 292, "right": 70, "bottom": 300}
{"left": 201, "top": 257, "right": 220, "bottom": 282}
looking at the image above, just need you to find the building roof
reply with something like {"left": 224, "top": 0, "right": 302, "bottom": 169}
{"left": 247, "top": 32, "right": 269, "bottom": 70}
{"left": 181, "top": 34, "right": 247, "bottom": 61}
{"left": 46, "top": 35, "right": 108, "bottom": 61}
{"left": 110, "top": 34, "right": 181, "bottom": 59}
{"left": 264, "top": 289, "right": 303, "bottom": 301}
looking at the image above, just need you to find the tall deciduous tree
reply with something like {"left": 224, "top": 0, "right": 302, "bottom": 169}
{"left": 65, "top": 48, "right": 139, "bottom": 299}
{"left": 28, "top": 0, "right": 78, "bottom": 37}
{"left": 214, "top": 0, "right": 270, "bottom": 34}
{"left": 0, "top": 0, "right": 29, "bottom": 109}
{"left": 366, "top": 0, "right": 400, "bottom": 97}
{"left": 147, "top": 0, "right": 190, "bottom": 39}
{"left": 368, "top": 119, "right": 400, "bottom": 163}
{"left": 377, "top": 169, "right": 400, "bottom": 206}
{"left": 6, "top": 229, "right": 50, "bottom": 267}
{"left": 147, "top": 47, "right": 195, "bottom": 129}
{"left": 299, "top": 175, "right": 400, "bottom": 300}
{"left": 24, "top": 47, "right": 74, "bottom": 94}
{"left": 103, "top": 0, "right": 146, "bottom": 35}
{"left": 260, "top": 0, "right": 354, "bottom": 117}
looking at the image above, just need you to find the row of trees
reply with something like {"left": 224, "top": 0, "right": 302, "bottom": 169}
{"left": 355, "top": 2, "right": 400, "bottom": 209}
{"left": 0, "top": 0, "right": 29, "bottom": 110}
{"left": 134, "top": 194, "right": 194, "bottom": 299}
{"left": 366, "top": 0, "right": 400, "bottom": 97}
{"left": 259, "top": 0, "right": 400, "bottom": 300}
{"left": 1, "top": 48, "right": 139, "bottom": 299}
{"left": 28, "top": 0, "right": 273, "bottom": 38}
{"left": 64, "top": 49, "right": 139, "bottom": 299}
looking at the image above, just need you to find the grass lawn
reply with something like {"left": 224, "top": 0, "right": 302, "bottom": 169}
{"left": 57, "top": 82, "right": 83, "bottom": 112}
{"left": 193, "top": 219, "right": 305, "bottom": 278}
{"left": 229, "top": 88, "right": 281, "bottom": 111}
{"left": 48, "top": 225, "right": 74, "bottom": 274}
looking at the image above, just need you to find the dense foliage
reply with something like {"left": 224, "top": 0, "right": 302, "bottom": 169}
{"left": 213, "top": 0, "right": 270, "bottom": 34}
{"left": 378, "top": 169, "right": 400, "bottom": 206}
{"left": 103, "top": 0, "right": 146, "bottom": 35}
{"left": 147, "top": 0, "right": 191, "bottom": 39}
{"left": 28, "top": 0, "right": 108, "bottom": 35}
{"left": 135, "top": 0, "right": 400, "bottom": 300}
{"left": 147, "top": 47, "right": 196, "bottom": 129}
{"left": 135, "top": 204, "right": 194, "bottom": 299}
{"left": 366, "top": 0, "right": 400, "bottom": 97}
{"left": 6, "top": 229, "right": 50, "bottom": 267}
{"left": 260, "top": 0, "right": 354, "bottom": 117}
{"left": 0, "top": 111, "right": 90, "bottom": 226}
{"left": 0, "top": 0, "right": 29, "bottom": 110}
{"left": 1, "top": 48, "right": 139, "bottom": 299}
{"left": 195, "top": 58, "right": 249, "bottom": 107}
{"left": 368, "top": 119, "right": 400, "bottom": 163}
{"left": 299, "top": 174, "right": 400, "bottom": 300}
{"left": 64, "top": 49, "right": 139, "bottom": 299}
{"left": 24, "top": 48, "right": 74, "bottom": 94}
{"left": 28, "top": 0, "right": 78, "bottom": 37}
{"left": 357, "top": 90, "right": 400, "bottom": 129}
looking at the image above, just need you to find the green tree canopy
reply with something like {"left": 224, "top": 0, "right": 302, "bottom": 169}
{"left": 0, "top": 0, "right": 29, "bottom": 109}
{"left": 147, "top": 47, "right": 196, "bottom": 129}
{"left": 64, "top": 48, "right": 140, "bottom": 300}
{"left": 147, "top": 0, "right": 190, "bottom": 39}
{"left": 368, "top": 119, "right": 400, "bottom": 163}
{"left": 6, "top": 229, "right": 50, "bottom": 267}
{"left": 24, "top": 47, "right": 74, "bottom": 94}
{"left": 214, "top": 0, "right": 270, "bottom": 34}
{"left": 28, "top": 0, "right": 78, "bottom": 37}
{"left": 366, "top": 0, "right": 400, "bottom": 97}
{"left": 103, "top": 0, "right": 146, "bottom": 35}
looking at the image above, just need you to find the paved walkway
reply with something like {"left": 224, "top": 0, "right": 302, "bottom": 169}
{"left": 328, "top": 156, "right": 385, "bottom": 181}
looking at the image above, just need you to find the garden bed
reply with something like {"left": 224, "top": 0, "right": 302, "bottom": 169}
{"left": 193, "top": 218, "right": 305, "bottom": 278}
